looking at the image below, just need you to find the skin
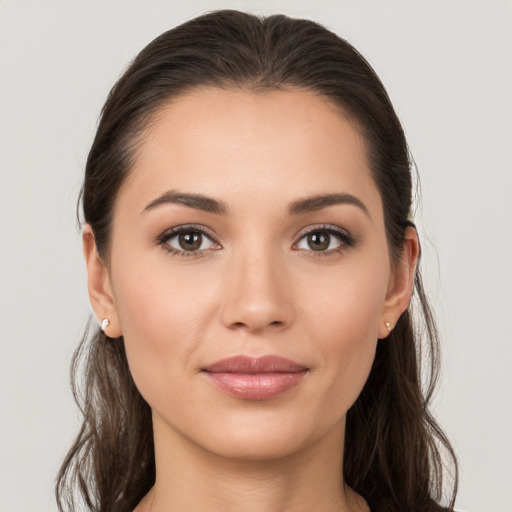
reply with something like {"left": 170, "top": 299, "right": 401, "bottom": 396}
{"left": 83, "top": 88, "right": 419, "bottom": 512}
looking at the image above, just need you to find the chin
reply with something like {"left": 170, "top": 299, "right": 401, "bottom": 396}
{"left": 188, "top": 410, "right": 337, "bottom": 463}
{"left": 205, "top": 432, "right": 308, "bottom": 462}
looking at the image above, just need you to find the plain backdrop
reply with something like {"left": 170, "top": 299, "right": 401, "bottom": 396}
{"left": 1, "top": 1, "right": 511, "bottom": 511}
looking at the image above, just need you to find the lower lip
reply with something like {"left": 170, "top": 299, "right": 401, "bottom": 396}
{"left": 204, "top": 371, "right": 308, "bottom": 400}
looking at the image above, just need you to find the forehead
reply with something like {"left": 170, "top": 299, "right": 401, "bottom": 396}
{"left": 119, "top": 87, "right": 382, "bottom": 218}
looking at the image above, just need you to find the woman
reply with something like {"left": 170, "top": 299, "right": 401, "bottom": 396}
{"left": 56, "top": 9, "right": 458, "bottom": 512}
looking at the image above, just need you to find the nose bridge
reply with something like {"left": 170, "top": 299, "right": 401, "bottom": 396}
{"left": 221, "top": 233, "right": 292, "bottom": 332}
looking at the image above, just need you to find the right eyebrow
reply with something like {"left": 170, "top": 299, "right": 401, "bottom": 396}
{"left": 141, "top": 190, "right": 229, "bottom": 216}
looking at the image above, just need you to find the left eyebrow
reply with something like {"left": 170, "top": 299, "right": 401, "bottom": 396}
{"left": 288, "top": 193, "right": 371, "bottom": 218}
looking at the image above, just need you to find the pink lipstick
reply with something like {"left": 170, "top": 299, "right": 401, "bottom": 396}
{"left": 202, "top": 355, "right": 308, "bottom": 400}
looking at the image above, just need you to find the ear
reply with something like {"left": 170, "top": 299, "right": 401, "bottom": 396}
{"left": 378, "top": 226, "right": 420, "bottom": 339}
{"left": 82, "top": 224, "right": 122, "bottom": 337}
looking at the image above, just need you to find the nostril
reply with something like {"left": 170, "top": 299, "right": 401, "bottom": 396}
{"left": 228, "top": 319, "right": 285, "bottom": 331}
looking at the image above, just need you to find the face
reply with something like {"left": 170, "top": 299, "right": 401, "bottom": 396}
{"left": 86, "top": 88, "right": 413, "bottom": 461}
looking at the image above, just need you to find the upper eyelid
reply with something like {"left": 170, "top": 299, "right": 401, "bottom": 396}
{"left": 157, "top": 225, "right": 221, "bottom": 258}
{"left": 294, "top": 223, "right": 352, "bottom": 239}
{"left": 158, "top": 224, "right": 220, "bottom": 242}
{"left": 157, "top": 223, "right": 353, "bottom": 248}
{"left": 292, "top": 224, "right": 355, "bottom": 254}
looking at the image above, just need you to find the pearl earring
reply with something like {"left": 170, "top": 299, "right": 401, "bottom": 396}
{"left": 101, "top": 318, "right": 110, "bottom": 331}
{"left": 385, "top": 321, "right": 392, "bottom": 333}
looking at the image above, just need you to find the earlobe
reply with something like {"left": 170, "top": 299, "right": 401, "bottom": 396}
{"left": 379, "top": 226, "right": 420, "bottom": 339}
{"left": 82, "top": 224, "right": 122, "bottom": 337}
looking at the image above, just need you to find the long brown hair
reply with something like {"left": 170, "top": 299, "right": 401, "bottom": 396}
{"left": 56, "top": 10, "right": 458, "bottom": 512}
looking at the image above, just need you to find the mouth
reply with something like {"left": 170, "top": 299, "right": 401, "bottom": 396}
{"left": 201, "top": 355, "right": 309, "bottom": 400}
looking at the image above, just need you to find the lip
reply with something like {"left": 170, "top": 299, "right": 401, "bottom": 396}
{"left": 202, "top": 355, "right": 309, "bottom": 400}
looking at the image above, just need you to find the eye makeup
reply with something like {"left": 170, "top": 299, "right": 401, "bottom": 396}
{"left": 156, "top": 224, "right": 221, "bottom": 258}
{"left": 293, "top": 224, "right": 356, "bottom": 258}
{"left": 155, "top": 222, "right": 356, "bottom": 259}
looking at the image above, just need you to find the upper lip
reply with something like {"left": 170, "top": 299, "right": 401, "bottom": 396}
{"left": 202, "top": 355, "right": 308, "bottom": 374}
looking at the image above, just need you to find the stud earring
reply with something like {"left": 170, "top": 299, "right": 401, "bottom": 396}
{"left": 101, "top": 318, "right": 110, "bottom": 331}
{"left": 385, "top": 321, "right": 392, "bottom": 333}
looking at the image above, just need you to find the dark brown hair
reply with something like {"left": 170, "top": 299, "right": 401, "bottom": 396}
{"left": 56, "top": 10, "right": 458, "bottom": 512}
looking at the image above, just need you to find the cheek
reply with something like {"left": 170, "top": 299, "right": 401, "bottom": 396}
{"left": 301, "top": 259, "right": 389, "bottom": 407}
{"left": 110, "top": 253, "right": 218, "bottom": 401}
{"left": 306, "top": 257, "right": 388, "bottom": 341}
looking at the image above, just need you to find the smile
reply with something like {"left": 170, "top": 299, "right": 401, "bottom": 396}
{"left": 201, "top": 355, "right": 309, "bottom": 400}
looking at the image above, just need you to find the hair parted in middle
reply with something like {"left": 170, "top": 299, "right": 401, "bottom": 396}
{"left": 57, "top": 10, "right": 457, "bottom": 512}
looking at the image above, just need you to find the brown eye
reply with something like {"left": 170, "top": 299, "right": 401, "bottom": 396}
{"left": 295, "top": 226, "right": 354, "bottom": 255}
{"left": 163, "top": 228, "right": 218, "bottom": 254}
{"left": 307, "top": 232, "right": 330, "bottom": 251}
{"left": 178, "top": 232, "right": 202, "bottom": 251}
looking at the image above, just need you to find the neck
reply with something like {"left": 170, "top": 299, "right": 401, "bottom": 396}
{"left": 137, "top": 414, "right": 368, "bottom": 512}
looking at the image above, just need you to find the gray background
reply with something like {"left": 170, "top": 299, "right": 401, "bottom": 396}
{"left": 1, "top": 1, "right": 511, "bottom": 511}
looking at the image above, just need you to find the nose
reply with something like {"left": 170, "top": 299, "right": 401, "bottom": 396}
{"left": 220, "top": 245, "right": 294, "bottom": 333}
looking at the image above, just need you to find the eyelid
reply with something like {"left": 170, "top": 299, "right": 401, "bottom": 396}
{"left": 292, "top": 224, "right": 355, "bottom": 253}
{"left": 156, "top": 224, "right": 222, "bottom": 255}
{"left": 155, "top": 223, "right": 354, "bottom": 258}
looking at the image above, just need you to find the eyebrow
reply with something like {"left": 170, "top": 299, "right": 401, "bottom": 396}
{"left": 142, "top": 191, "right": 229, "bottom": 215}
{"left": 142, "top": 190, "right": 370, "bottom": 218}
{"left": 288, "top": 193, "right": 370, "bottom": 218}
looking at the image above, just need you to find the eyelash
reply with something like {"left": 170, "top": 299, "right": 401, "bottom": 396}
{"left": 156, "top": 224, "right": 356, "bottom": 259}
{"left": 293, "top": 224, "right": 356, "bottom": 257}
{"left": 156, "top": 225, "right": 220, "bottom": 258}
